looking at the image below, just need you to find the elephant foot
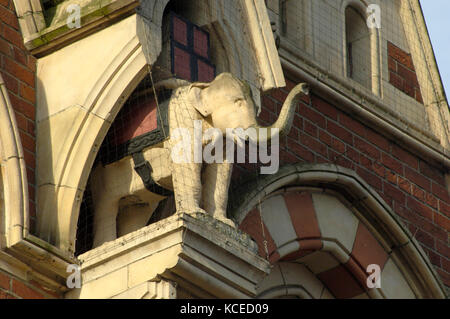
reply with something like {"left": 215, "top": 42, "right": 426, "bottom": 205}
{"left": 176, "top": 207, "right": 235, "bottom": 228}
{"left": 214, "top": 215, "right": 236, "bottom": 228}
{"left": 177, "top": 207, "right": 208, "bottom": 216}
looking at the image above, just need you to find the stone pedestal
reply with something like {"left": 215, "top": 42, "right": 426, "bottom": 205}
{"left": 65, "top": 213, "right": 270, "bottom": 299}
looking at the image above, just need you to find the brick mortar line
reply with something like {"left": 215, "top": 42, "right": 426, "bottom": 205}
{"left": 0, "top": 62, "right": 36, "bottom": 84}
{"left": 268, "top": 94, "right": 446, "bottom": 187}
{"left": 389, "top": 56, "right": 417, "bottom": 74}
{"left": 264, "top": 93, "right": 449, "bottom": 246}
{"left": 0, "top": 49, "right": 36, "bottom": 71}
{"left": 0, "top": 273, "right": 54, "bottom": 299}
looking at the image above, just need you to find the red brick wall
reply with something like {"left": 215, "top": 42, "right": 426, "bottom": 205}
{"left": 236, "top": 76, "right": 449, "bottom": 289}
{"left": 0, "top": 269, "right": 60, "bottom": 299}
{"left": 0, "top": 0, "right": 37, "bottom": 230}
{"left": 388, "top": 42, "right": 423, "bottom": 104}
{"left": 0, "top": 1, "right": 48, "bottom": 300}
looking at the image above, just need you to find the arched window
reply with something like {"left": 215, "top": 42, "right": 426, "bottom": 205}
{"left": 345, "top": 6, "right": 372, "bottom": 90}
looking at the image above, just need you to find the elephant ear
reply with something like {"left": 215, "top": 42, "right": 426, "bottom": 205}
{"left": 189, "top": 82, "right": 213, "bottom": 117}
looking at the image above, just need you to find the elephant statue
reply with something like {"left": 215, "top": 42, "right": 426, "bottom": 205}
{"left": 90, "top": 72, "right": 309, "bottom": 247}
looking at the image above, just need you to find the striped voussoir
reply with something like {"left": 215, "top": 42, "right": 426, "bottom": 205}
{"left": 239, "top": 190, "right": 415, "bottom": 299}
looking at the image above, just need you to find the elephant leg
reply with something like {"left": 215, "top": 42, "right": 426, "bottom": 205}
{"left": 92, "top": 198, "right": 119, "bottom": 248}
{"left": 202, "top": 161, "right": 235, "bottom": 227}
{"left": 171, "top": 162, "right": 205, "bottom": 214}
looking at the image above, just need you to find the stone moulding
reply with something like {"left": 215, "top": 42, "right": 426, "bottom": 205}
{"left": 36, "top": 14, "right": 149, "bottom": 252}
{"left": 22, "top": 0, "right": 140, "bottom": 57}
{"left": 0, "top": 74, "right": 73, "bottom": 294}
{"left": 13, "top": 0, "right": 46, "bottom": 43}
{"left": 402, "top": 0, "right": 450, "bottom": 150}
{"left": 112, "top": 279, "right": 177, "bottom": 299}
{"left": 340, "top": 0, "right": 382, "bottom": 97}
{"left": 20, "top": 0, "right": 287, "bottom": 100}
{"left": 241, "top": 0, "right": 286, "bottom": 90}
{"left": 0, "top": 76, "right": 27, "bottom": 249}
{"left": 67, "top": 212, "right": 270, "bottom": 299}
{"left": 229, "top": 163, "right": 447, "bottom": 298}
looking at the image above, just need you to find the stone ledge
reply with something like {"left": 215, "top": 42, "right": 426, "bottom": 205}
{"left": 68, "top": 213, "right": 270, "bottom": 298}
{"left": 78, "top": 212, "right": 261, "bottom": 268}
{"left": 27, "top": 0, "right": 139, "bottom": 56}
{"left": 5, "top": 234, "right": 75, "bottom": 293}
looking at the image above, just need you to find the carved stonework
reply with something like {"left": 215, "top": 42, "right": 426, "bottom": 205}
{"left": 90, "top": 73, "right": 308, "bottom": 248}
{"left": 0, "top": 170, "right": 3, "bottom": 248}
{"left": 66, "top": 213, "right": 270, "bottom": 299}
{"left": 113, "top": 279, "right": 177, "bottom": 299}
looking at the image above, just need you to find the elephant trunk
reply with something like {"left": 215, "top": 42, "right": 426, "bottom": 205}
{"left": 252, "top": 83, "right": 309, "bottom": 143}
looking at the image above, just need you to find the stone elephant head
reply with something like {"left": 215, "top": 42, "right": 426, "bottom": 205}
{"left": 185, "top": 72, "right": 309, "bottom": 143}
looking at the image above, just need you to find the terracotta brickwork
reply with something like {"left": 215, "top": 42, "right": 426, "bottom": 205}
{"left": 388, "top": 42, "right": 423, "bottom": 104}
{"left": 235, "top": 76, "right": 449, "bottom": 289}
{"left": 0, "top": 269, "right": 59, "bottom": 299}
{"left": 0, "top": 0, "right": 47, "bottom": 300}
{"left": 0, "top": 0, "right": 37, "bottom": 228}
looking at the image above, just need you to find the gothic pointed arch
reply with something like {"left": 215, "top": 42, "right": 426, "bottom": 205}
{"left": 0, "top": 74, "right": 29, "bottom": 248}
{"left": 12, "top": 0, "right": 46, "bottom": 41}
{"left": 35, "top": 0, "right": 285, "bottom": 254}
{"left": 35, "top": 25, "right": 148, "bottom": 252}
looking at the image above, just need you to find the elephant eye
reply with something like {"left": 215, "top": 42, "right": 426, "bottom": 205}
{"left": 235, "top": 98, "right": 244, "bottom": 105}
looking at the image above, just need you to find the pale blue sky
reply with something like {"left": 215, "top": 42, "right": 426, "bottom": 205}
{"left": 420, "top": 0, "right": 450, "bottom": 99}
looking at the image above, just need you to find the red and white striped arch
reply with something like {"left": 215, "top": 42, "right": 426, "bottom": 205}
{"left": 241, "top": 190, "right": 406, "bottom": 299}
{"left": 232, "top": 164, "right": 446, "bottom": 299}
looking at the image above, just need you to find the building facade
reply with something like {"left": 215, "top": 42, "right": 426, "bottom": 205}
{"left": 0, "top": 0, "right": 448, "bottom": 299}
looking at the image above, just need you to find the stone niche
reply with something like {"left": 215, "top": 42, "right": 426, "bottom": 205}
{"left": 33, "top": 0, "right": 284, "bottom": 298}
{"left": 35, "top": 0, "right": 285, "bottom": 254}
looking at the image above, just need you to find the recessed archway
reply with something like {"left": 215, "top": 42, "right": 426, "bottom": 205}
{"left": 231, "top": 163, "right": 446, "bottom": 299}
{"left": 35, "top": 0, "right": 285, "bottom": 254}
{"left": 340, "top": 0, "right": 382, "bottom": 96}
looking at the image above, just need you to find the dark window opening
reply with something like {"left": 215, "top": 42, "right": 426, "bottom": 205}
{"left": 345, "top": 6, "right": 371, "bottom": 89}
